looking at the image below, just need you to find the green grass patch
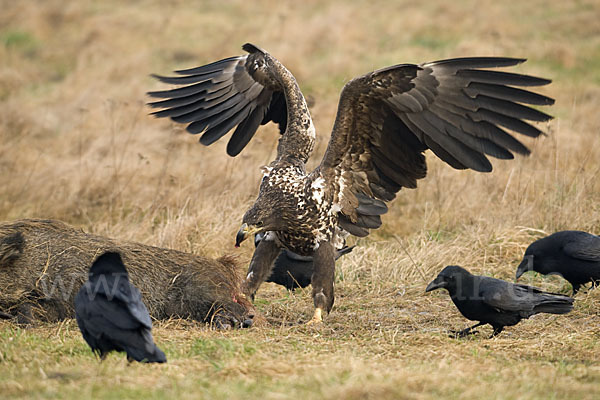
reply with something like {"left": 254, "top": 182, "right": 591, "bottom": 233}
{"left": 1, "top": 30, "right": 39, "bottom": 55}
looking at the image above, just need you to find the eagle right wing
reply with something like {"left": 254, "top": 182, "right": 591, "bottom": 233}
{"left": 148, "top": 44, "right": 287, "bottom": 157}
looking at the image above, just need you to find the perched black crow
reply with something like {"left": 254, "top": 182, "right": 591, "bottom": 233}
{"left": 254, "top": 233, "right": 354, "bottom": 290}
{"left": 75, "top": 252, "right": 166, "bottom": 363}
{"left": 516, "top": 231, "right": 600, "bottom": 294}
{"left": 426, "top": 265, "right": 574, "bottom": 338}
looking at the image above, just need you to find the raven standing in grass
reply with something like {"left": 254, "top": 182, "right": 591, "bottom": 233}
{"left": 516, "top": 231, "right": 600, "bottom": 294}
{"left": 255, "top": 233, "right": 354, "bottom": 290}
{"left": 75, "top": 252, "right": 166, "bottom": 363}
{"left": 426, "top": 265, "right": 574, "bottom": 338}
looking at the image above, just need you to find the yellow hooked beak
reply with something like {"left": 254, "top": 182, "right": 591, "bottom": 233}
{"left": 235, "top": 223, "right": 263, "bottom": 247}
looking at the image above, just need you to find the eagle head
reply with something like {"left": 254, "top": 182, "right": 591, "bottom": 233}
{"left": 235, "top": 179, "right": 297, "bottom": 247}
{"left": 235, "top": 208, "right": 281, "bottom": 247}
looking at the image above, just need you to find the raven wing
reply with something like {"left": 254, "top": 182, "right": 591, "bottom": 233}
{"left": 479, "top": 278, "right": 542, "bottom": 312}
{"left": 479, "top": 277, "right": 572, "bottom": 315}
{"left": 563, "top": 232, "right": 600, "bottom": 262}
{"left": 114, "top": 282, "right": 153, "bottom": 330}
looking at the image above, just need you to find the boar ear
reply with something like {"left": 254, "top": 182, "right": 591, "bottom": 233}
{"left": 0, "top": 232, "right": 24, "bottom": 264}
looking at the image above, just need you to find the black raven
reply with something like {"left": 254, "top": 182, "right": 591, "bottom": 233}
{"left": 254, "top": 233, "right": 354, "bottom": 290}
{"left": 516, "top": 231, "right": 600, "bottom": 294}
{"left": 426, "top": 265, "right": 574, "bottom": 338}
{"left": 75, "top": 252, "right": 167, "bottom": 363}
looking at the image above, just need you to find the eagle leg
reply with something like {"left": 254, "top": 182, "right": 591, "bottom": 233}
{"left": 307, "top": 307, "right": 323, "bottom": 326}
{"left": 308, "top": 241, "right": 336, "bottom": 324}
{"left": 241, "top": 238, "right": 281, "bottom": 299}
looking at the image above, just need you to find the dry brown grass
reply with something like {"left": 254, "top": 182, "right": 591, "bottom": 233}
{"left": 1, "top": 0, "right": 599, "bottom": 398}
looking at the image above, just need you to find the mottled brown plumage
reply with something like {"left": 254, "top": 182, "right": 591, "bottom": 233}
{"left": 149, "top": 43, "right": 554, "bottom": 322}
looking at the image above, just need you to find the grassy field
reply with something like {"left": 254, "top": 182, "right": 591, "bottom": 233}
{"left": 1, "top": 0, "right": 600, "bottom": 398}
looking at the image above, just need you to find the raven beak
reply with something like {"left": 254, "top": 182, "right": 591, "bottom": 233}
{"left": 515, "top": 255, "right": 533, "bottom": 280}
{"left": 235, "top": 223, "right": 262, "bottom": 247}
{"left": 425, "top": 277, "right": 448, "bottom": 292}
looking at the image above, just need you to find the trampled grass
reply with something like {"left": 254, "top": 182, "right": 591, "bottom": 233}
{"left": 1, "top": 0, "right": 599, "bottom": 398}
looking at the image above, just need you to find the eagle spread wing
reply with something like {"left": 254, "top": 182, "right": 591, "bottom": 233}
{"left": 149, "top": 47, "right": 553, "bottom": 239}
{"left": 148, "top": 44, "right": 287, "bottom": 157}
{"left": 318, "top": 58, "right": 554, "bottom": 232}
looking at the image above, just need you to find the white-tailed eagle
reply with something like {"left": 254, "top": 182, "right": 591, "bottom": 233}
{"left": 148, "top": 43, "right": 554, "bottom": 324}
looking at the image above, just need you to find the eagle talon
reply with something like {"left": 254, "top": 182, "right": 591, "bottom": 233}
{"left": 306, "top": 307, "right": 323, "bottom": 326}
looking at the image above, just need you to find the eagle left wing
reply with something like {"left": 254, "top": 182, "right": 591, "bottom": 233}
{"left": 317, "top": 58, "right": 554, "bottom": 236}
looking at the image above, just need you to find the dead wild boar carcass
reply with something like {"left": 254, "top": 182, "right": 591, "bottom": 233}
{"left": 0, "top": 219, "right": 255, "bottom": 328}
